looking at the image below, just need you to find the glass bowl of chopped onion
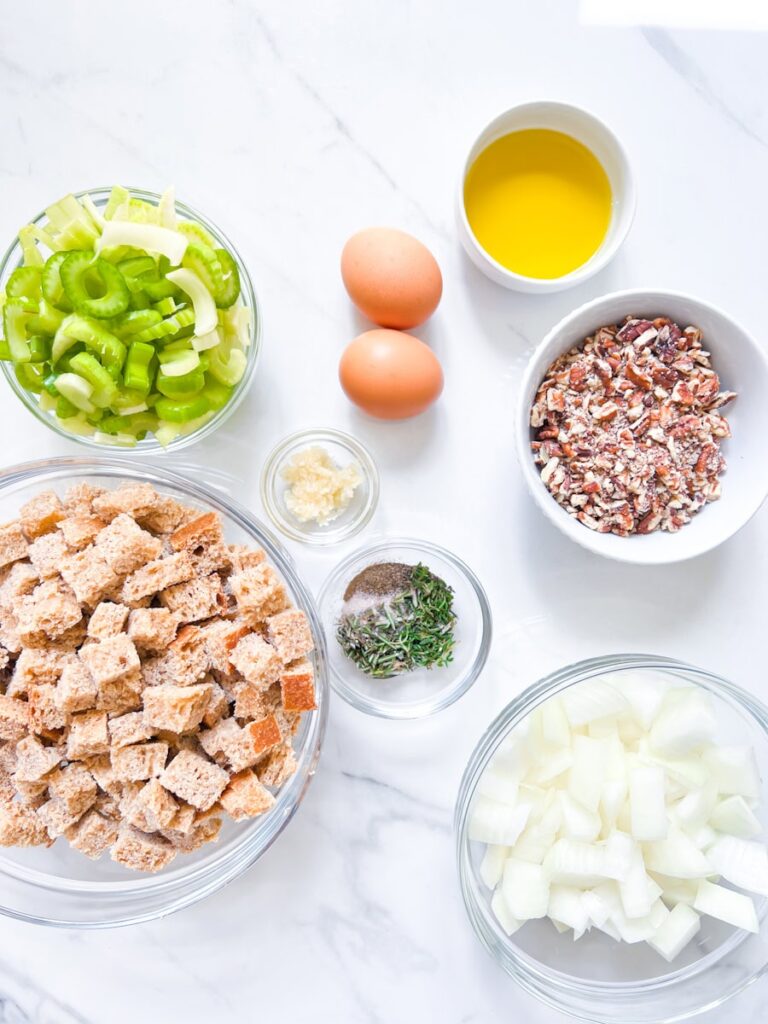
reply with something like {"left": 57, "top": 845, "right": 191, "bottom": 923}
{"left": 317, "top": 537, "right": 492, "bottom": 718}
{"left": 260, "top": 428, "right": 379, "bottom": 546}
{"left": 456, "top": 654, "right": 768, "bottom": 1022}
{"left": 0, "top": 186, "right": 260, "bottom": 453}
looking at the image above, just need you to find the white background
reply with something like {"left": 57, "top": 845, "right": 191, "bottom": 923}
{"left": 0, "top": 1, "right": 766, "bottom": 1021}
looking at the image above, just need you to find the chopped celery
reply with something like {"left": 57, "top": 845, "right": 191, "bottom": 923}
{"left": 123, "top": 341, "right": 155, "bottom": 393}
{"left": 208, "top": 344, "right": 247, "bottom": 387}
{"left": 55, "top": 395, "right": 79, "bottom": 419}
{"left": 15, "top": 362, "right": 44, "bottom": 394}
{"left": 219, "top": 304, "right": 252, "bottom": 348}
{"left": 152, "top": 297, "right": 178, "bottom": 317}
{"left": 154, "top": 394, "right": 210, "bottom": 422}
{"left": 109, "top": 309, "right": 162, "bottom": 339}
{"left": 0, "top": 339, "right": 11, "bottom": 361}
{"left": 69, "top": 352, "right": 118, "bottom": 408}
{"left": 97, "top": 222, "right": 188, "bottom": 265}
{"left": 3, "top": 298, "right": 35, "bottom": 363}
{"left": 7, "top": 267, "right": 42, "bottom": 302}
{"left": 94, "top": 430, "right": 137, "bottom": 447}
{"left": 81, "top": 194, "right": 105, "bottom": 232}
{"left": 60, "top": 252, "right": 130, "bottom": 318}
{"left": 182, "top": 243, "right": 224, "bottom": 298}
{"left": 214, "top": 249, "right": 240, "bottom": 308}
{"left": 103, "top": 186, "right": 130, "bottom": 220}
{"left": 45, "top": 194, "right": 101, "bottom": 250}
{"left": 130, "top": 306, "right": 195, "bottom": 345}
{"left": 178, "top": 220, "right": 216, "bottom": 248}
{"left": 18, "top": 225, "right": 44, "bottom": 267}
{"left": 157, "top": 186, "right": 177, "bottom": 229}
{"left": 156, "top": 366, "right": 205, "bottom": 398}
{"left": 202, "top": 379, "right": 234, "bottom": 411}
{"left": 28, "top": 335, "right": 51, "bottom": 363}
{"left": 117, "top": 256, "right": 156, "bottom": 281}
{"left": 52, "top": 372, "right": 95, "bottom": 413}
{"left": 166, "top": 267, "right": 217, "bottom": 335}
{"left": 41, "top": 252, "right": 74, "bottom": 311}
{"left": 27, "top": 299, "right": 66, "bottom": 335}
{"left": 52, "top": 314, "right": 126, "bottom": 371}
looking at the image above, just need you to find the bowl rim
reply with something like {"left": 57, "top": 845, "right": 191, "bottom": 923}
{"left": 455, "top": 653, "right": 768, "bottom": 1022}
{"left": 0, "top": 455, "right": 328, "bottom": 927}
{"left": 0, "top": 185, "right": 261, "bottom": 454}
{"left": 260, "top": 427, "right": 380, "bottom": 545}
{"left": 515, "top": 287, "right": 768, "bottom": 565}
{"left": 317, "top": 535, "right": 492, "bottom": 719}
{"left": 456, "top": 100, "right": 637, "bottom": 292}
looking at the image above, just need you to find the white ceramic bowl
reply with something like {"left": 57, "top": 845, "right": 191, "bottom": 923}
{"left": 516, "top": 289, "right": 768, "bottom": 564}
{"left": 457, "top": 101, "right": 636, "bottom": 293}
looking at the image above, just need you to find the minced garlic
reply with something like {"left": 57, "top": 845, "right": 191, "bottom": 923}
{"left": 281, "top": 445, "right": 362, "bottom": 525}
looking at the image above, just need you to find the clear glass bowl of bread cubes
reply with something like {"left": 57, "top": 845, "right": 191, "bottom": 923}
{"left": 456, "top": 655, "right": 768, "bottom": 1023}
{"left": 0, "top": 186, "right": 260, "bottom": 453}
{"left": 0, "top": 456, "right": 327, "bottom": 927}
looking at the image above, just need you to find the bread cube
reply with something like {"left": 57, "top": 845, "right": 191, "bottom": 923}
{"left": 109, "top": 711, "right": 155, "bottom": 749}
{"left": 202, "top": 681, "right": 229, "bottom": 728}
{"left": 245, "top": 715, "right": 282, "bottom": 757}
{"left": 143, "top": 683, "right": 212, "bottom": 734}
{"left": 0, "top": 562, "right": 38, "bottom": 609}
{"left": 159, "top": 574, "right": 223, "bottom": 623}
{"left": 62, "top": 482, "right": 106, "bottom": 516}
{"left": 162, "top": 815, "right": 222, "bottom": 852}
{"left": 266, "top": 609, "right": 313, "bottom": 663}
{"left": 201, "top": 618, "right": 251, "bottom": 675}
{"left": 54, "top": 660, "right": 98, "bottom": 713}
{"left": 19, "top": 490, "right": 64, "bottom": 540}
{"left": 92, "top": 482, "right": 157, "bottom": 523}
{"left": 57, "top": 513, "right": 106, "bottom": 551}
{"left": 27, "top": 683, "right": 67, "bottom": 735}
{"left": 0, "top": 694, "right": 29, "bottom": 741}
{"left": 220, "top": 770, "right": 275, "bottom": 821}
{"left": 229, "top": 633, "right": 282, "bottom": 688}
{"left": 112, "top": 741, "right": 169, "bottom": 782}
{"left": 257, "top": 742, "right": 298, "bottom": 788}
{"left": 169, "top": 512, "right": 224, "bottom": 554}
{"left": 280, "top": 659, "right": 317, "bottom": 712}
{"left": 11, "top": 647, "right": 73, "bottom": 696}
{"left": 111, "top": 824, "right": 177, "bottom": 872}
{"left": 122, "top": 551, "right": 195, "bottom": 604}
{"left": 60, "top": 547, "right": 119, "bottom": 607}
{"left": 228, "top": 544, "right": 266, "bottom": 573}
{"left": 0, "top": 522, "right": 29, "bottom": 568}
{"left": 79, "top": 635, "right": 140, "bottom": 689}
{"left": 84, "top": 754, "right": 122, "bottom": 799}
{"left": 166, "top": 625, "right": 210, "bottom": 686}
{"left": 137, "top": 494, "right": 190, "bottom": 534}
{"left": 127, "top": 607, "right": 177, "bottom": 653}
{"left": 48, "top": 763, "right": 97, "bottom": 816}
{"left": 94, "top": 513, "right": 163, "bottom": 576}
{"left": 230, "top": 565, "right": 288, "bottom": 622}
{"left": 65, "top": 808, "right": 119, "bottom": 859}
{"left": 0, "top": 801, "right": 50, "bottom": 846}
{"left": 159, "top": 750, "right": 229, "bottom": 811}
{"left": 87, "top": 602, "right": 129, "bottom": 641}
{"left": 14, "top": 735, "right": 61, "bottom": 782}
{"left": 131, "top": 778, "right": 178, "bottom": 830}
{"left": 67, "top": 711, "right": 110, "bottom": 759}
{"left": 18, "top": 580, "right": 82, "bottom": 641}
{"left": 199, "top": 717, "right": 241, "bottom": 765}
{"left": 37, "top": 796, "right": 85, "bottom": 838}
{"left": 27, "top": 532, "right": 69, "bottom": 579}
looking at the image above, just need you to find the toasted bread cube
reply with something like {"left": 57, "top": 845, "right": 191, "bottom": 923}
{"left": 0, "top": 801, "right": 50, "bottom": 846}
{"left": 54, "top": 660, "right": 98, "bottom": 713}
{"left": 167, "top": 625, "right": 210, "bottom": 686}
{"left": 27, "top": 683, "right": 67, "bottom": 735}
{"left": 9, "top": 647, "right": 73, "bottom": 698}
{"left": 229, "top": 633, "right": 282, "bottom": 688}
{"left": 48, "top": 763, "right": 97, "bottom": 816}
{"left": 0, "top": 521, "right": 29, "bottom": 568}
{"left": 94, "top": 513, "right": 163, "bottom": 576}
{"left": 0, "top": 562, "right": 38, "bottom": 609}
{"left": 220, "top": 770, "right": 275, "bottom": 821}
{"left": 84, "top": 754, "right": 122, "bottom": 798}
{"left": 159, "top": 574, "right": 224, "bottom": 623}
{"left": 79, "top": 634, "right": 140, "bottom": 689}
{"left": 92, "top": 482, "right": 157, "bottom": 523}
{"left": 65, "top": 808, "right": 119, "bottom": 859}
{"left": 199, "top": 717, "right": 241, "bottom": 765}
{"left": 202, "top": 681, "right": 229, "bottom": 728}
{"left": 112, "top": 741, "right": 169, "bottom": 782}
{"left": 0, "top": 744, "right": 17, "bottom": 803}
{"left": 267, "top": 609, "right": 313, "bottom": 663}
{"left": 233, "top": 680, "right": 274, "bottom": 721}
{"left": 87, "top": 602, "right": 129, "bottom": 640}
{"left": 15, "top": 778, "right": 48, "bottom": 808}
{"left": 0, "top": 614, "right": 22, "bottom": 656}
{"left": 257, "top": 741, "right": 298, "bottom": 788}
{"left": 109, "top": 711, "right": 155, "bottom": 749}
{"left": 14, "top": 735, "right": 61, "bottom": 782}
{"left": 280, "top": 659, "right": 316, "bottom": 712}
{"left": 131, "top": 778, "right": 178, "bottom": 830}
{"left": 159, "top": 750, "right": 229, "bottom": 811}
{"left": 19, "top": 490, "right": 64, "bottom": 540}
{"left": 143, "top": 683, "right": 212, "bottom": 734}
{"left": 169, "top": 511, "right": 223, "bottom": 553}
{"left": 162, "top": 815, "right": 222, "bottom": 852}
{"left": 201, "top": 618, "right": 251, "bottom": 675}
{"left": 230, "top": 565, "right": 288, "bottom": 622}
{"left": 57, "top": 513, "right": 105, "bottom": 551}
{"left": 122, "top": 551, "right": 195, "bottom": 604}
{"left": 67, "top": 710, "right": 109, "bottom": 759}
{"left": 228, "top": 545, "right": 266, "bottom": 573}
{"left": 62, "top": 482, "right": 106, "bottom": 516}
{"left": 37, "top": 796, "right": 85, "bottom": 838}
{"left": 18, "top": 580, "right": 82, "bottom": 641}
{"left": 245, "top": 715, "right": 282, "bottom": 757}
{"left": 165, "top": 801, "right": 197, "bottom": 835}
{"left": 60, "top": 547, "right": 119, "bottom": 608}
{"left": 140, "top": 655, "right": 176, "bottom": 690}
{"left": 0, "top": 694, "right": 29, "bottom": 741}
{"left": 127, "top": 607, "right": 177, "bottom": 653}
{"left": 111, "top": 824, "right": 176, "bottom": 873}
{"left": 138, "top": 494, "right": 190, "bottom": 534}
{"left": 27, "top": 532, "right": 69, "bottom": 579}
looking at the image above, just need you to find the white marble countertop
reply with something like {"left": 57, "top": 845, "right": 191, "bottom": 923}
{"left": 0, "top": 1, "right": 766, "bottom": 1020}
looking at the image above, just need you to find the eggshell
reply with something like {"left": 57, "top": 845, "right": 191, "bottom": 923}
{"left": 339, "top": 329, "right": 443, "bottom": 420}
{"left": 341, "top": 227, "right": 443, "bottom": 329}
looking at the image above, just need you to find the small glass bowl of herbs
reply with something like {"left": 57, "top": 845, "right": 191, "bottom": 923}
{"left": 318, "top": 538, "right": 492, "bottom": 719}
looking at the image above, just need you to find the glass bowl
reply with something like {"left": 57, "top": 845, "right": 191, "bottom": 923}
{"left": 0, "top": 187, "right": 261, "bottom": 454}
{"left": 317, "top": 538, "right": 492, "bottom": 719}
{"left": 456, "top": 654, "right": 768, "bottom": 1023}
{"left": 0, "top": 456, "right": 327, "bottom": 928}
{"left": 260, "top": 428, "right": 379, "bottom": 546}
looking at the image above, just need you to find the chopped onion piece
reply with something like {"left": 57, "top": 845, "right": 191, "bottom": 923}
{"left": 648, "top": 903, "right": 701, "bottom": 962}
{"left": 166, "top": 267, "right": 217, "bottom": 335}
{"left": 491, "top": 889, "right": 521, "bottom": 936}
{"left": 693, "top": 880, "right": 759, "bottom": 933}
{"left": 629, "top": 764, "right": 668, "bottom": 840}
{"left": 709, "top": 795, "right": 762, "bottom": 839}
{"left": 502, "top": 860, "right": 550, "bottom": 920}
{"left": 707, "top": 835, "right": 768, "bottom": 895}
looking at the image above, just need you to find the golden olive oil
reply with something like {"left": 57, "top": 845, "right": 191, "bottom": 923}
{"left": 463, "top": 128, "right": 612, "bottom": 279}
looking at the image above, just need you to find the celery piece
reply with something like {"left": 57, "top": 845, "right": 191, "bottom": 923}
{"left": 18, "top": 225, "right": 44, "bottom": 267}
{"left": 109, "top": 309, "right": 162, "bottom": 340}
{"left": 214, "top": 249, "right": 240, "bottom": 308}
{"left": 15, "top": 362, "right": 44, "bottom": 394}
{"left": 60, "top": 252, "right": 130, "bottom": 319}
{"left": 96, "top": 222, "right": 188, "bottom": 265}
{"left": 52, "top": 314, "right": 126, "bottom": 371}
{"left": 123, "top": 341, "right": 155, "bottom": 394}
{"left": 156, "top": 366, "right": 205, "bottom": 398}
{"left": 94, "top": 430, "right": 137, "bottom": 447}
{"left": 103, "top": 186, "right": 130, "bottom": 220}
{"left": 178, "top": 220, "right": 216, "bottom": 248}
{"left": 28, "top": 335, "right": 51, "bottom": 363}
{"left": 157, "top": 186, "right": 177, "bottom": 229}
{"left": 81, "top": 194, "right": 105, "bottom": 232}
{"left": 27, "top": 299, "right": 65, "bottom": 336}
{"left": 182, "top": 243, "right": 224, "bottom": 299}
{"left": 129, "top": 290, "right": 152, "bottom": 310}
{"left": 117, "top": 256, "right": 156, "bottom": 281}
{"left": 152, "top": 297, "right": 178, "bottom": 317}
{"left": 38, "top": 390, "right": 57, "bottom": 414}
{"left": 208, "top": 344, "right": 247, "bottom": 387}
{"left": 0, "top": 339, "right": 11, "bottom": 361}
{"left": 54, "top": 372, "right": 96, "bottom": 413}
{"left": 130, "top": 307, "right": 195, "bottom": 345}
{"left": 7, "top": 267, "right": 42, "bottom": 302}
{"left": 220, "top": 304, "right": 252, "bottom": 349}
{"left": 68, "top": 351, "right": 117, "bottom": 408}
{"left": 45, "top": 195, "right": 100, "bottom": 250}
{"left": 41, "top": 252, "right": 74, "bottom": 312}
{"left": 166, "top": 268, "right": 217, "bottom": 336}
{"left": 154, "top": 394, "right": 210, "bottom": 423}
{"left": 202, "top": 378, "right": 234, "bottom": 411}
{"left": 2, "top": 298, "right": 34, "bottom": 363}
{"left": 55, "top": 396, "right": 79, "bottom": 419}
{"left": 157, "top": 348, "right": 200, "bottom": 377}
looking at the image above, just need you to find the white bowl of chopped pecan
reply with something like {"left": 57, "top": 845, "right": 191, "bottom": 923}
{"left": 517, "top": 290, "right": 768, "bottom": 563}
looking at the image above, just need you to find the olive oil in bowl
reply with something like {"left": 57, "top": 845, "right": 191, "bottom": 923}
{"left": 463, "top": 128, "right": 612, "bottom": 280}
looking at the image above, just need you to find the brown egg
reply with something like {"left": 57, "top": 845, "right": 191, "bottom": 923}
{"left": 339, "top": 329, "right": 443, "bottom": 420}
{"left": 341, "top": 227, "right": 443, "bottom": 329}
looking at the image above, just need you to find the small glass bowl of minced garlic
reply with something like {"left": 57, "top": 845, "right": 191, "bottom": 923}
{"left": 260, "top": 428, "right": 379, "bottom": 545}
{"left": 318, "top": 538, "right": 493, "bottom": 718}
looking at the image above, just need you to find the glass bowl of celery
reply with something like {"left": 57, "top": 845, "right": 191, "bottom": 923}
{"left": 0, "top": 186, "right": 260, "bottom": 452}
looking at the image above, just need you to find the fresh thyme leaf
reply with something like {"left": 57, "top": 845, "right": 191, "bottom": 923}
{"left": 336, "top": 562, "right": 457, "bottom": 678}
